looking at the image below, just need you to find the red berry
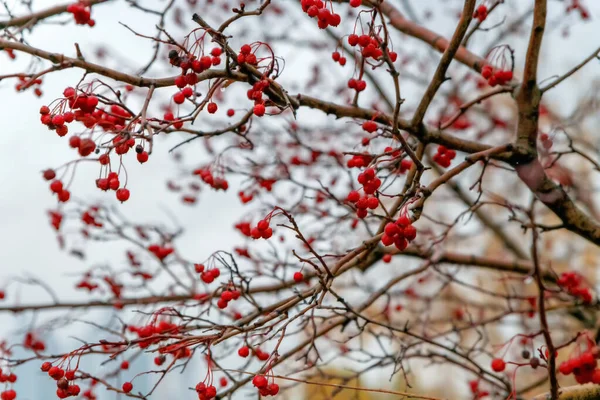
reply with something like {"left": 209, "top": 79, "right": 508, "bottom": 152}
{"left": 238, "top": 346, "right": 250, "bottom": 357}
{"left": 253, "top": 104, "right": 266, "bottom": 117}
{"left": 491, "top": 358, "right": 506, "bottom": 372}
{"left": 116, "top": 188, "right": 130, "bottom": 202}
{"left": 207, "top": 102, "right": 218, "bottom": 114}
{"left": 137, "top": 151, "right": 149, "bottom": 163}
{"left": 293, "top": 271, "right": 304, "bottom": 282}
{"left": 122, "top": 382, "right": 133, "bottom": 393}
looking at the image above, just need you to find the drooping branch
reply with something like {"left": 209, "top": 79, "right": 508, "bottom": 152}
{"left": 0, "top": 0, "right": 109, "bottom": 29}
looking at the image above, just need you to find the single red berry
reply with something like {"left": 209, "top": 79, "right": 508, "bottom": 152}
{"left": 116, "top": 188, "right": 130, "bottom": 202}
{"left": 491, "top": 358, "right": 506, "bottom": 372}
{"left": 207, "top": 102, "right": 218, "bottom": 113}
{"left": 50, "top": 180, "right": 63, "bottom": 194}
{"left": 122, "top": 382, "right": 133, "bottom": 393}
{"left": 137, "top": 151, "right": 149, "bottom": 163}
{"left": 293, "top": 271, "right": 304, "bottom": 282}
{"left": 253, "top": 104, "right": 266, "bottom": 117}
{"left": 238, "top": 346, "right": 250, "bottom": 357}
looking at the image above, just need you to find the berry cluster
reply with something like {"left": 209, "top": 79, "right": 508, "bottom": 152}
{"left": 40, "top": 363, "right": 81, "bottom": 398}
{"left": 128, "top": 320, "right": 180, "bottom": 349}
{"left": 24, "top": 332, "right": 45, "bottom": 351}
{"left": 300, "top": 0, "right": 341, "bottom": 29}
{"left": 250, "top": 219, "right": 273, "bottom": 239}
{"left": 195, "top": 382, "right": 217, "bottom": 400}
{"left": 0, "top": 390, "right": 16, "bottom": 400}
{"left": 194, "top": 264, "right": 221, "bottom": 284}
{"left": 169, "top": 48, "right": 222, "bottom": 74}
{"left": 49, "top": 180, "right": 71, "bottom": 203}
{"left": 347, "top": 78, "right": 367, "bottom": 92}
{"left": 148, "top": 244, "right": 174, "bottom": 261}
{"left": 557, "top": 271, "right": 593, "bottom": 304}
{"left": 237, "top": 346, "right": 270, "bottom": 360}
{"left": 331, "top": 51, "right": 347, "bottom": 66}
{"left": 473, "top": 5, "right": 488, "bottom": 22}
{"left": 346, "top": 154, "right": 373, "bottom": 169}
{"left": 347, "top": 34, "right": 397, "bottom": 62}
{"left": 432, "top": 145, "right": 456, "bottom": 168}
{"left": 193, "top": 168, "right": 229, "bottom": 191}
{"left": 16, "top": 76, "right": 43, "bottom": 97}
{"left": 217, "top": 288, "right": 241, "bottom": 309}
{"left": 67, "top": 1, "right": 95, "bottom": 26}
{"left": 96, "top": 172, "right": 131, "bottom": 203}
{"left": 252, "top": 375, "right": 279, "bottom": 397}
{"left": 480, "top": 65, "right": 513, "bottom": 86}
{"left": 558, "top": 348, "right": 600, "bottom": 384}
{"left": 346, "top": 168, "right": 381, "bottom": 219}
{"left": 237, "top": 44, "right": 258, "bottom": 65}
{"left": 381, "top": 215, "right": 417, "bottom": 251}
{"left": 163, "top": 111, "right": 184, "bottom": 129}
{"left": 246, "top": 79, "right": 269, "bottom": 117}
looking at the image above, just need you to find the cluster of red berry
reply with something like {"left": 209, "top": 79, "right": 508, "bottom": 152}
{"left": 128, "top": 320, "right": 179, "bottom": 349}
{"left": 237, "top": 44, "right": 258, "bottom": 65}
{"left": 252, "top": 375, "right": 279, "bottom": 397}
{"left": 163, "top": 111, "right": 184, "bottom": 129}
{"left": 95, "top": 171, "right": 130, "bottom": 203}
{"left": 15, "top": 76, "right": 43, "bottom": 97}
{"left": 473, "top": 4, "right": 488, "bottom": 22}
{"left": 347, "top": 168, "right": 381, "bottom": 218}
{"left": 40, "top": 363, "right": 81, "bottom": 398}
{"left": 331, "top": 51, "right": 347, "bottom": 66}
{"left": 249, "top": 219, "right": 273, "bottom": 239}
{"left": 148, "top": 244, "right": 175, "bottom": 261}
{"left": 346, "top": 153, "right": 373, "bottom": 169}
{"left": 557, "top": 271, "right": 593, "bottom": 304}
{"left": 347, "top": 33, "right": 397, "bottom": 62}
{"left": 480, "top": 65, "right": 513, "bottom": 86}
{"left": 67, "top": 1, "right": 95, "bottom": 26}
{"left": 237, "top": 346, "right": 270, "bottom": 361}
{"left": 194, "top": 264, "right": 221, "bottom": 284}
{"left": 246, "top": 78, "right": 269, "bottom": 117}
{"left": 68, "top": 135, "right": 96, "bottom": 157}
{"left": 558, "top": 348, "right": 600, "bottom": 384}
{"left": 195, "top": 382, "right": 217, "bottom": 400}
{"left": 23, "top": 332, "right": 45, "bottom": 351}
{"left": 347, "top": 78, "right": 367, "bottom": 92}
{"left": 0, "top": 390, "right": 16, "bottom": 400}
{"left": 217, "top": 288, "right": 241, "bottom": 309}
{"left": 193, "top": 168, "right": 229, "bottom": 191}
{"left": 381, "top": 215, "right": 417, "bottom": 251}
{"left": 169, "top": 48, "right": 222, "bottom": 74}
{"left": 432, "top": 145, "right": 456, "bottom": 168}
{"left": 300, "top": 0, "right": 341, "bottom": 29}
{"left": 0, "top": 370, "right": 16, "bottom": 384}
{"left": 49, "top": 180, "right": 71, "bottom": 203}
